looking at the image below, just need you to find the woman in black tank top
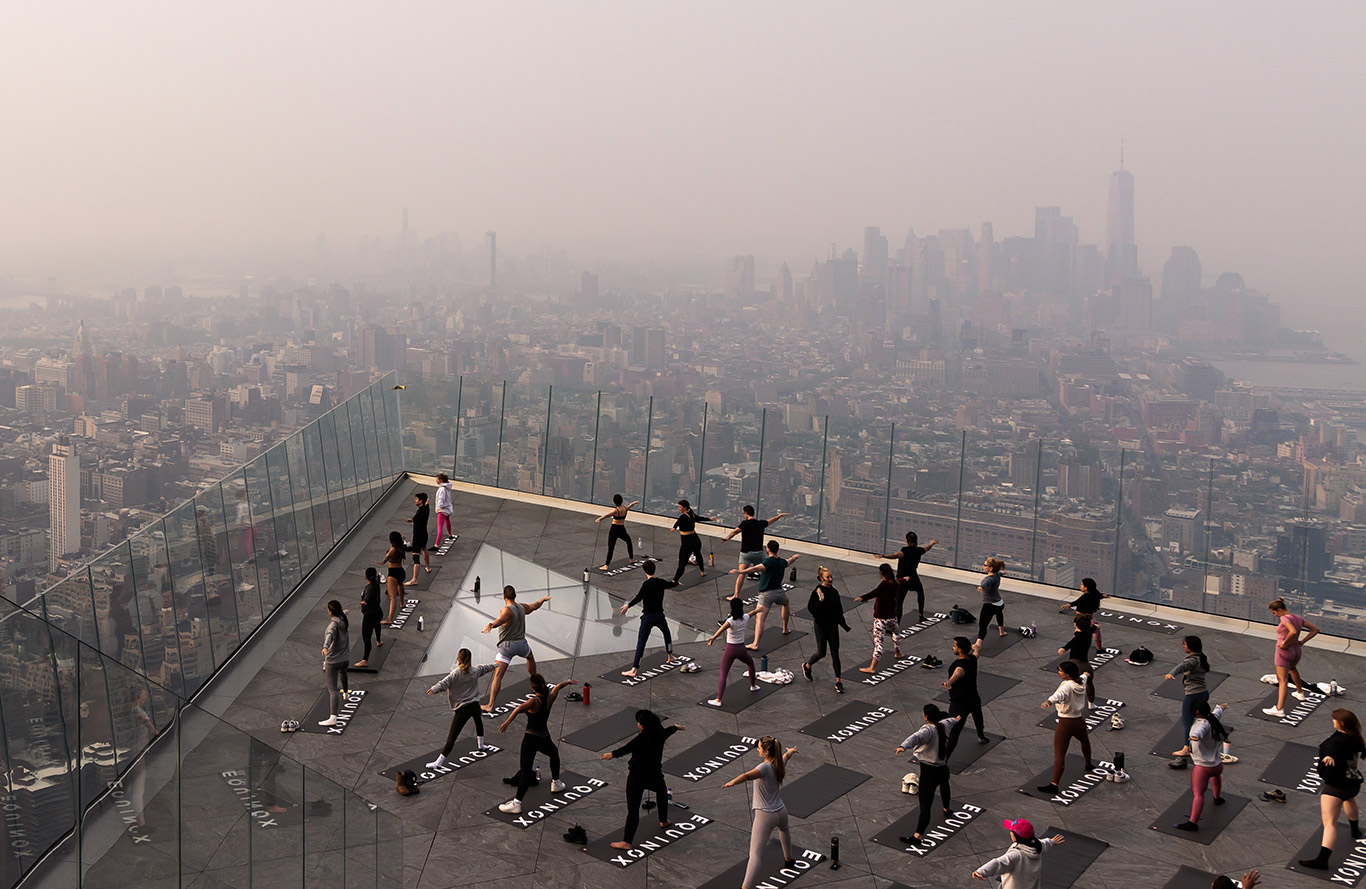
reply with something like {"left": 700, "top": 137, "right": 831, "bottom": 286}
{"left": 596, "top": 494, "right": 640, "bottom": 569}
{"left": 497, "top": 674, "right": 576, "bottom": 814}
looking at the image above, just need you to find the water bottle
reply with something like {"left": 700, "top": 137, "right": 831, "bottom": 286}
{"left": 667, "top": 787, "right": 673, "bottom": 805}
{"left": 708, "top": 551, "right": 715, "bottom": 567}
{"left": 473, "top": 576, "right": 481, "bottom": 593}
{"left": 830, "top": 836, "right": 840, "bottom": 870}
{"left": 418, "top": 615, "right": 424, "bottom": 631}
{"left": 760, "top": 654, "right": 769, "bottom": 672}
{"left": 583, "top": 568, "right": 590, "bottom": 584}
{"left": 790, "top": 567, "right": 797, "bottom": 583}
{"left": 535, "top": 765, "right": 541, "bottom": 781}
{"left": 638, "top": 535, "right": 643, "bottom": 552}
{"left": 582, "top": 682, "right": 591, "bottom": 706}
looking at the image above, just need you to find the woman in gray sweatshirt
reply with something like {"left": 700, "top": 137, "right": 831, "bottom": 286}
{"left": 319, "top": 600, "right": 350, "bottom": 727}
{"left": 426, "top": 648, "right": 496, "bottom": 768}
{"left": 972, "top": 817, "right": 1064, "bottom": 889}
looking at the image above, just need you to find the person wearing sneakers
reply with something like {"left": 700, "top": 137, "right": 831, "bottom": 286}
{"left": 595, "top": 494, "right": 640, "bottom": 569}
{"left": 318, "top": 600, "right": 350, "bottom": 728}
{"left": 600, "top": 710, "right": 684, "bottom": 851}
{"left": 943, "top": 636, "right": 990, "bottom": 755}
{"left": 976, "top": 558, "right": 1008, "bottom": 644}
{"left": 433, "top": 473, "right": 454, "bottom": 550}
{"left": 1299, "top": 708, "right": 1366, "bottom": 870}
{"left": 671, "top": 500, "right": 712, "bottom": 583}
{"left": 730, "top": 540, "right": 799, "bottom": 650}
{"left": 705, "top": 596, "right": 760, "bottom": 706}
{"left": 721, "top": 505, "right": 788, "bottom": 600}
{"left": 972, "top": 818, "right": 1064, "bottom": 888}
{"left": 723, "top": 736, "right": 797, "bottom": 889}
{"left": 497, "top": 673, "right": 576, "bottom": 814}
{"left": 1266, "top": 597, "right": 1320, "bottom": 718}
{"left": 426, "top": 648, "right": 496, "bottom": 768}
{"left": 1060, "top": 577, "right": 1109, "bottom": 649}
{"left": 620, "top": 561, "right": 679, "bottom": 678}
{"left": 881, "top": 531, "right": 937, "bottom": 624}
{"left": 1173, "top": 698, "right": 1230, "bottom": 831}
{"left": 803, "top": 566, "right": 850, "bottom": 694}
{"left": 354, "top": 566, "right": 383, "bottom": 667}
{"left": 1165, "top": 636, "right": 1211, "bottom": 768}
{"left": 894, "top": 703, "right": 961, "bottom": 845}
{"left": 1057, "top": 614, "right": 1098, "bottom": 706}
{"left": 1037, "top": 661, "right": 1092, "bottom": 795}
{"left": 856, "top": 563, "right": 906, "bottom": 674}
{"left": 481, "top": 586, "right": 552, "bottom": 711}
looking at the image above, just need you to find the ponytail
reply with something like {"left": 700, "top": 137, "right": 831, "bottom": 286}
{"left": 456, "top": 648, "right": 472, "bottom": 674}
{"left": 758, "top": 736, "right": 785, "bottom": 783}
{"left": 1190, "top": 698, "right": 1229, "bottom": 744}
{"left": 924, "top": 703, "right": 949, "bottom": 758}
{"left": 1185, "top": 635, "right": 1210, "bottom": 673}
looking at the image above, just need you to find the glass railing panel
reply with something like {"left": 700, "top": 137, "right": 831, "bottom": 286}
{"left": 343, "top": 792, "right": 380, "bottom": 889}
{"left": 193, "top": 482, "right": 244, "bottom": 657}
{"left": 543, "top": 384, "right": 599, "bottom": 504}
{"left": 88, "top": 540, "right": 150, "bottom": 675}
{"left": 345, "top": 397, "right": 375, "bottom": 516}
{"left": 223, "top": 469, "right": 266, "bottom": 638}
{"left": 755, "top": 406, "right": 825, "bottom": 544}
{"left": 367, "top": 379, "right": 396, "bottom": 481}
{"left": 454, "top": 377, "right": 505, "bottom": 487}
{"left": 127, "top": 520, "right": 185, "bottom": 699}
{"left": 696, "top": 402, "right": 764, "bottom": 525}
{"left": 819, "top": 417, "right": 894, "bottom": 556}
{"left": 496, "top": 382, "right": 549, "bottom": 494}
{"left": 302, "top": 767, "right": 347, "bottom": 889}
{"left": 380, "top": 373, "right": 403, "bottom": 480}
{"left": 301, "top": 421, "right": 337, "bottom": 554}
{"left": 886, "top": 423, "right": 962, "bottom": 569}
{"left": 285, "top": 433, "right": 320, "bottom": 575}
{"left": 176, "top": 709, "right": 253, "bottom": 889}
{"left": 952, "top": 432, "right": 1039, "bottom": 579}
{"left": 592, "top": 390, "right": 650, "bottom": 519}
{"left": 247, "top": 736, "right": 305, "bottom": 888}
{"left": 242, "top": 456, "right": 286, "bottom": 616}
{"left": 162, "top": 501, "right": 218, "bottom": 697}
{"left": 643, "top": 394, "right": 706, "bottom": 519}
{"left": 336, "top": 400, "right": 365, "bottom": 527}
{"left": 317, "top": 411, "right": 352, "bottom": 539}
{"left": 265, "top": 444, "right": 304, "bottom": 591}
{"left": 33, "top": 568, "right": 98, "bottom": 651}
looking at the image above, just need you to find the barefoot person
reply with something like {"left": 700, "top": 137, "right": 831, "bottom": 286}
{"left": 404, "top": 492, "right": 431, "bottom": 585}
{"left": 354, "top": 566, "right": 383, "bottom": 667}
{"left": 1036, "top": 661, "right": 1093, "bottom": 795}
{"left": 1265, "top": 597, "right": 1320, "bottom": 718}
{"left": 1165, "top": 636, "right": 1211, "bottom": 768}
{"left": 976, "top": 558, "right": 1007, "bottom": 644}
{"left": 481, "top": 586, "right": 551, "bottom": 711}
{"left": 1060, "top": 577, "right": 1108, "bottom": 649}
{"left": 1174, "top": 699, "right": 1230, "bottom": 832}
{"left": 972, "top": 818, "right": 1065, "bottom": 888}
{"left": 620, "top": 561, "right": 679, "bottom": 678}
{"left": 803, "top": 566, "right": 850, "bottom": 694}
{"left": 425, "top": 648, "right": 495, "bottom": 768}
{"left": 596, "top": 494, "right": 640, "bottom": 569}
{"left": 895, "top": 704, "right": 960, "bottom": 846}
{"left": 1057, "top": 614, "right": 1097, "bottom": 705}
{"left": 497, "top": 673, "right": 576, "bottom": 814}
{"left": 724, "top": 737, "right": 797, "bottom": 889}
{"left": 856, "top": 564, "right": 905, "bottom": 674}
{"left": 705, "top": 597, "right": 760, "bottom": 706}
{"left": 671, "top": 500, "right": 712, "bottom": 583}
{"left": 600, "top": 710, "right": 684, "bottom": 851}
{"left": 721, "top": 506, "right": 789, "bottom": 599}
{"left": 380, "top": 531, "right": 406, "bottom": 624}
{"left": 881, "top": 531, "right": 937, "bottom": 624}
{"left": 318, "top": 600, "right": 350, "bottom": 728}
{"left": 943, "top": 636, "right": 989, "bottom": 755}
{"left": 1299, "top": 708, "right": 1366, "bottom": 870}
{"left": 730, "top": 540, "right": 799, "bottom": 650}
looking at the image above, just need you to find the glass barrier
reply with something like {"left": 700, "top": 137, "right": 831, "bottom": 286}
{"left": 544, "top": 385, "right": 599, "bottom": 504}
{"left": 498, "top": 382, "right": 550, "bottom": 494}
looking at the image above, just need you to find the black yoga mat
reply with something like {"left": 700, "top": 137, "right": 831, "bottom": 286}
{"left": 593, "top": 556, "right": 650, "bottom": 576}
{"left": 1246, "top": 687, "right": 1330, "bottom": 724}
{"left": 1161, "top": 866, "right": 1241, "bottom": 889}
{"left": 1258, "top": 742, "right": 1319, "bottom": 793}
{"left": 975, "top": 631, "right": 1025, "bottom": 658}
{"left": 694, "top": 844, "right": 826, "bottom": 889}
{"left": 1040, "top": 827, "right": 1109, "bottom": 889}
{"left": 696, "top": 677, "right": 786, "bottom": 714}
{"left": 748, "top": 629, "right": 808, "bottom": 657}
{"left": 403, "top": 564, "right": 442, "bottom": 591}
{"left": 296, "top": 688, "right": 366, "bottom": 734}
{"left": 949, "top": 733, "right": 1004, "bottom": 773}
{"left": 869, "top": 804, "right": 983, "bottom": 858}
{"left": 579, "top": 812, "right": 712, "bottom": 867}
{"left": 349, "top": 636, "right": 394, "bottom": 673}
{"left": 1149, "top": 791, "right": 1249, "bottom": 845}
{"left": 600, "top": 652, "right": 698, "bottom": 686}
{"left": 1092, "top": 608, "right": 1183, "bottom": 635}
{"left": 668, "top": 566, "right": 718, "bottom": 591}
{"left": 1039, "top": 647, "right": 1123, "bottom": 673}
{"left": 796, "top": 593, "right": 867, "bottom": 622}
{"left": 561, "top": 706, "right": 660, "bottom": 752}
{"left": 1288, "top": 826, "right": 1366, "bottom": 884}
{"left": 484, "top": 677, "right": 535, "bottom": 719}
{"left": 432, "top": 533, "right": 459, "bottom": 556}
{"left": 933, "top": 672, "right": 1020, "bottom": 706}
{"left": 1151, "top": 672, "right": 1228, "bottom": 701}
{"left": 1151, "top": 719, "right": 1192, "bottom": 758}
{"left": 1017, "top": 756, "right": 1112, "bottom": 805}
{"left": 798, "top": 702, "right": 897, "bottom": 744}
{"left": 663, "top": 732, "right": 759, "bottom": 783}
{"left": 482, "top": 770, "right": 607, "bottom": 828}
{"left": 781, "top": 764, "right": 870, "bottom": 818}
{"left": 379, "top": 743, "right": 504, "bottom": 785}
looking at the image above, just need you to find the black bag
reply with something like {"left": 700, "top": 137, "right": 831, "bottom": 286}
{"left": 1125, "top": 646, "right": 1153, "bottom": 665}
{"left": 396, "top": 769, "right": 421, "bottom": 796}
{"left": 950, "top": 604, "right": 976, "bottom": 624}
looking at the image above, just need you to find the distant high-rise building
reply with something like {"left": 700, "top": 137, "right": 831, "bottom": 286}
{"left": 580, "top": 271, "right": 599, "bottom": 302}
{"left": 49, "top": 436, "right": 80, "bottom": 571}
{"left": 726, "top": 255, "right": 756, "bottom": 302}
{"left": 486, "top": 231, "right": 497, "bottom": 289}
{"left": 629, "top": 326, "right": 647, "bottom": 367}
{"left": 1106, "top": 155, "right": 1138, "bottom": 281}
{"left": 1116, "top": 277, "right": 1153, "bottom": 330}
{"left": 861, "top": 226, "right": 888, "bottom": 290}
{"left": 1033, "top": 207, "right": 1077, "bottom": 303}
{"left": 776, "top": 262, "right": 793, "bottom": 306}
{"left": 976, "top": 222, "right": 995, "bottom": 295}
{"left": 1161, "top": 246, "right": 1202, "bottom": 305}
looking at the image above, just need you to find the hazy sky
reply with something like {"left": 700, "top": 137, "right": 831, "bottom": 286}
{"left": 2, "top": 2, "right": 1363, "bottom": 308}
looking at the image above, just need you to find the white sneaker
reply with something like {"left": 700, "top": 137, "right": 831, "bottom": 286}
{"left": 1292, "top": 690, "right": 1307, "bottom": 702}
{"left": 1262, "top": 707, "right": 1285, "bottom": 717}
{"left": 1220, "top": 752, "right": 1239, "bottom": 764}
{"left": 426, "top": 756, "right": 446, "bottom": 769}
{"left": 750, "top": 684, "right": 761, "bottom": 692}
{"left": 550, "top": 779, "right": 566, "bottom": 792}
{"left": 477, "top": 742, "right": 492, "bottom": 752}
{"left": 318, "top": 716, "right": 339, "bottom": 727}
{"left": 706, "top": 698, "right": 723, "bottom": 707}
{"left": 498, "top": 799, "right": 521, "bottom": 814}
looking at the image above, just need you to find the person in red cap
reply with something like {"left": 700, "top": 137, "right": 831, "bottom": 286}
{"left": 971, "top": 818, "right": 1064, "bottom": 888}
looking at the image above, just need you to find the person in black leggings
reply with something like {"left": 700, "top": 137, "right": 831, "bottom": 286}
{"left": 942, "top": 636, "right": 988, "bottom": 755}
{"left": 895, "top": 704, "right": 960, "bottom": 845}
{"left": 1058, "top": 613, "right": 1097, "bottom": 704}
{"left": 881, "top": 531, "right": 937, "bottom": 624}
{"left": 354, "top": 566, "right": 383, "bottom": 667}
{"left": 497, "top": 673, "right": 576, "bottom": 814}
{"left": 596, "top": 494, "right": 640, "bottom": 569}
{"left": 671, "top": 500, "right": 711, "bottom": 583}
{"left": 803, "top": 566, "right": 850, "bottom": 693}
{"left": 976, "top": 558, "right": 1007, "bottom": 644}
{"left": 601, "top": 709, "right": 684, "bottom": 850}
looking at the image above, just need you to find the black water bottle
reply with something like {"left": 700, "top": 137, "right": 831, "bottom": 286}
{"left": 830, "top": 836, "right": 840, "bottom": 870}
{"left": 473, "top": 576, "right": 481, "bottom": 593}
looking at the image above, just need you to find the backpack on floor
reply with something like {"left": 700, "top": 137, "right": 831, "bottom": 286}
{"left": 1125, "top": 646, "right": 1153, "bottom": 665}
{"left": 950, "top": 604, "right": 976, "bottom": 624}
{"left": 396, "top": 769, "right": 420, "bottom": 796}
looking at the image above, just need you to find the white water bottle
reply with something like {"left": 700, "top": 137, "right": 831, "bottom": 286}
{"left": 638, "top": 536, "right": 643, "bottom": 551}
{"left": 418, "top": 616, "right": 424, "bottom": 631}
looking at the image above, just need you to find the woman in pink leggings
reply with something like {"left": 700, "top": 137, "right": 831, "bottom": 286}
{"left": 1174, "top": 698, "right": 1229, "bottom": 831}
{"left": 705, "top": 597, "right": 760, "bottom": 706}
{"left": 433, "top": 474, "right": 454, "bottom": 549}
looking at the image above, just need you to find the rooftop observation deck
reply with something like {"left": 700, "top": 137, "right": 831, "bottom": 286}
{"left": 213, "top": 477, "right": 1366, "bottom": 889}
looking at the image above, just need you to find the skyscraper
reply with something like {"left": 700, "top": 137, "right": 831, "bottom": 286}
{"left": 1161, "top": 246, "right": 1202, "bottom": 305}
{"left": 1106, "top": 154, "right": 1137, "bottom": 281}
{"left": 49, "top": 436, "right": 80, "bottom": 571}
{"left": 486, "top": 231, "right": 497, "bottom": 290}
{"left": 861, "top": 226, "right": 888, "bottom": 290}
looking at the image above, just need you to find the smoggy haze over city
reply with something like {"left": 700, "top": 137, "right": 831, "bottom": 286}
{"left": 2, "top": 3, "right": 1363, "bottom": 313}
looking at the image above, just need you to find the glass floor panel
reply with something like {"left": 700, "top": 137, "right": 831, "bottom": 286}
{"left": 419, "top": 543, "right": 709, "bottom": 676}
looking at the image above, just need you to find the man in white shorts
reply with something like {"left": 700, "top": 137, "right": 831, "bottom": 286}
{"left": 481, "top": 586, "right": 551, "bottom": 711}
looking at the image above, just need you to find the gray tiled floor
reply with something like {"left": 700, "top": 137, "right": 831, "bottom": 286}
{"left": 221, "top": 480, "right": 1366, "bottom": 889}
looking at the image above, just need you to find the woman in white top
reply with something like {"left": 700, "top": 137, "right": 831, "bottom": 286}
{"left": 723, "top": 736, "right": 797, "bottom": 889}
{"left": 894, "top": 703, "right": 961, "bottom": 845}
{"left": 425, "top": 648, "right": 496, "bottom": 769}
{"left": 1175, "top": 699, "right": 1229, "bottom": 831}
{"left": 972, "top": 817, "right": 1064, "bottom": 889}
{"left": 1036, "top": 661, "right": 1093, "bottom": 794}
{"left": 705, "top": 597, "right": 761, "bottom": 706}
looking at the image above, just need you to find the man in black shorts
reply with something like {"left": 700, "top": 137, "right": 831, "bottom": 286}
{"left": 404, "top": 492, "right": 431, "bottom": 585}
{"left": 721, "top": 505, "right": 788, "bottom": 600}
